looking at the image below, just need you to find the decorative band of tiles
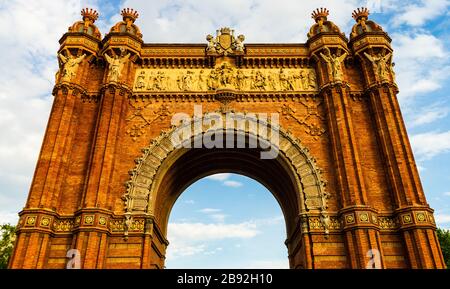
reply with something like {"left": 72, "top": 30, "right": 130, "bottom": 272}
{"left": 17, "top": 209, "right": 437, "bottom": 235}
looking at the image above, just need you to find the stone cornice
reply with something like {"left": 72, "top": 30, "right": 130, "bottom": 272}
{"left": 52, "top": 82, "right": 101, "bottom": 103}
{"left": 16, "top": 208, "right": 169, "bottom": 245}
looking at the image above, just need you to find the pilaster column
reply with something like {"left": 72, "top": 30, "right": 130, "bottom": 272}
{"left": 350, "top": 9, "right": 446, "bottom": 268}
{"left": 306, "top": 9, "right": 385, "bottom": 266}
{"left": 322, "top": 83, "right": 385, "bottom": 268}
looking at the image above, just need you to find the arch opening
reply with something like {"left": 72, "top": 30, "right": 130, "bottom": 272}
{"left": 124, "top": 116, "right": 330, "bottom": 268}
{"left": 165, "top": 173, "right": 289, "bottom": 268}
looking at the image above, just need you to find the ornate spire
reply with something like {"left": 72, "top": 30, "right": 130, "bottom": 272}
{"left": 67, "top": 7, "right": 101, "bottom": 39}
{"left": 308, "top": 8, "right": 343, "bottom": 39}
{"left": 109, "top": 8, "right": 142, "bottom": 38}
{"left": 350, "top": 7, "right": 383, "bottom": 39}
{"left": 121, "top": 8, "right": 139, "bottom": 23}
{"left": 81, "top": 8, "right": 99, "bottom": 23}
{"left": 352, "top": 7, "right": 370, "bottom": 22}
{"left": 311, "top": 7, "right": 329, "bottom": 22}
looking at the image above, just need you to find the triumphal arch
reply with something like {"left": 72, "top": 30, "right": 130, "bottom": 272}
{"left": 9, "top": 7, "right": 446, "bottom": 269}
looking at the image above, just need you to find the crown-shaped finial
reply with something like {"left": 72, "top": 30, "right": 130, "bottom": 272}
{"left": 121, "top": 8, "right": 139, "bottom": 22}
{"left": 81, "top": 8, "right": 99, "bottom": 22}
{"left": 311, "top": 8, "right": 329, "bottom": 22}
{"left": 352, "top": 7, "right": 370, "bottom": 21}
{"left": 220, "top": 27, "right": 232, "bottom": 35}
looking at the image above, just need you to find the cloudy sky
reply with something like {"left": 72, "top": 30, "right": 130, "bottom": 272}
{"left": 0, "top": 0, "right": 449, "bottom": 268}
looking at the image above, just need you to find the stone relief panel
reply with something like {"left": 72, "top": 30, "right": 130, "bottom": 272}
{"left": 132, "top": 65, "right": 318, "bottom": 93}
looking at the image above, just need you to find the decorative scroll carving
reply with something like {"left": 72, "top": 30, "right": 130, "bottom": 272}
{"left": 125, "top": 102, "right": 172, "bottom": 141}
{"left": 133, "top": 67, "right": 318, "bottom": 93}
{"left": 378, "top": 216, "right": 398, "bottom": 229}
{"left": 279, "top": 99, "right": 326, "bottom": 139}
{"left": 123, "top": 115, "right": 330, "bottom": 234}
{"left": 53, "top": 219, "right": 74, "bottom": 232}
{"left": 308, "top": 216, "right": 341, "bottom": 231}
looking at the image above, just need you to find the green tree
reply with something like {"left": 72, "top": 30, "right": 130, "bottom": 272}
{"left": 437, "top": 228, "right": 450, "bottom": 269}
{"left": 0, "top": 224, "right": 16, "bottom": 269}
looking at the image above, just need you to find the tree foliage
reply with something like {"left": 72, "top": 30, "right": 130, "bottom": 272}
{"left": 0, "top": 224, "right": 16, "bottom": 269}
{"left": 437, "top": 228, "right": 450, "bottom": 269}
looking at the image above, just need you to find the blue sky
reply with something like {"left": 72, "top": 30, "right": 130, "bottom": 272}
{"left": 0, "top": 0, "right": 449, "bottom": 268}
{"left": 166, "top": 174, "right": 287, "bottom": 268}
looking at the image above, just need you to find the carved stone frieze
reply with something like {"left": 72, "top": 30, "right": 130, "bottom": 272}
{"left": 132, "top": 67, "right": 318, "bottom": 93}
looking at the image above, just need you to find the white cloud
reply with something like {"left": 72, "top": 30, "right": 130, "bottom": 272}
{"left": 0, "top": 0, "right": 117, "bottom": 221}
{"left": 169, "top": 222, "right": 259, "bottom": 241}
{"left": 392, "top": 33, "right": 449, "bottom": 101}
{"left": 167, "top": 244, "right": 206, "bottom": 258}
{"left": 166, "top": 215, "right": 284, "bottom": 261}
{"left": 122, "top": 0, "right": 360, "bottom": 43}
{"left": 210, "top": 214, "right": 227, "bottom": 223}
{"left": 0, "top": 211, "right": 19, "bottom": 225}
{"left": 408, "top": 103, "right": 449, "bottom": 128}
{"left": 184, "top": 199, "right": 195, "bottom": 204}
{"left": 198, "top": 208, "right": 222, "bottom": 214}
{"left": 416, "top": 165, "right": 426, "bottom": 173}
{"left": 249, "top": 215, "right": 284, "bottom": 226}
{"left": 206, "top": 173, "right": 231, "bottom": 181}
{"left": 206, "top": 174, "right": 243, "bottom": 188}
{"left": 204, "top": 247, "right": 223, "bottom": 256}
{"left": 443, "top": 192, "right": 450, "bottom": 196}
{"left": 166, "top": 221, "right": 259, "bottom": 260}
{"left": 410, "top": 131, "right": 450, "bottom": 160}
{"left": 223, "top": 180, "right": 243, "bottom": 188}
{"left": 435, "top": 214, "right": 450, "bottom": 224}
{"left": 392, "top": 0, "right": 450, "bottom": 27}
{"left": 198, "top": 208, "right": 227, "bottom": 222}
{"left": 0, "top": 0, "right": 84, "bottom": 219}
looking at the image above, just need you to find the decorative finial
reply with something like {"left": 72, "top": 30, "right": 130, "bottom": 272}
{"left": 352, "top": 7, "right": 370, "bottom": 21}
{"left": 220, "top": 27, "right": 232, "bottom": 35}
{"left": 121, "top": 8, "right": 139, "bottom": 23}
{"left": 311, "top": 8, "right": 329, "bottom": 22}
{"left": 81, "top": 8, "right": 99, "bottom": 22}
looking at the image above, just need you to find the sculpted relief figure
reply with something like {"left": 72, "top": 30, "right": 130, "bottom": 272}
{"left": 364, "top": 51, "right": 392, "bottom": 81}
{"left": 308, "top": 70, "right": 318, "bottom": 90}
{"left": 197, "top": 70, "right": 206, "bottom": 91}
{"left": 218, "top": 63, "right": 235, "bottom": 88}
{"left": 390, "top": 62, "right": 396, "bottom": 82}
{"left": 105, "top": 48, "right": 131, "bottom": 82}
{"left": 235, "top": 70, "right": 247, "bottom": 90}
{"left": 177, "top": 71, "right": 194, "bottom": 91}
{"left": 135, "top": 71, "right": 146, "bottom": 89}
{"left": 279, "top": 68, "right": 295, "bottom": 91}
{"left": 235, "top": 35, "right": 245, "bottom": 53}
{"left": 320, "top": 48, "right": 347, "bottom": 82}
{"left": 253, "top": 70, "right": 266, "bottom": 91}
{"left": 206, "top": 34, "right": 216, "bottom": 53}
{"left": 267, "top": 72, "right": 278, "bottom": 90}
{"left": 207, "top": 69, "right": 219, "bottom": 90}
{"left": 133, "top": 68, "right": 318, "bottom": 92}
{"left": 153, "top": 71, "right": 168, "bottom": 91}
{"left": 57, "top": 52, "right": 86, "bottom": 82}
